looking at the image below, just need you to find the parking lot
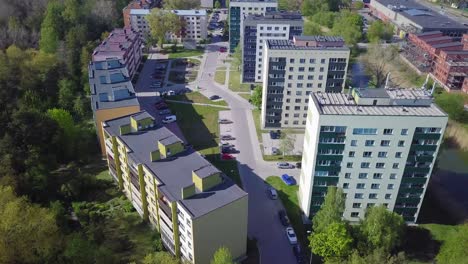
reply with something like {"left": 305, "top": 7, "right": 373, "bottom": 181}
{"left": 262, "top": 132, "right": 304, "bottom": 156}
{"left": 218, "top": 110, "right": 240, "bottom": 160}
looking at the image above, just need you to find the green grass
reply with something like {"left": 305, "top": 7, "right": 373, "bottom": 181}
{"left": 228, "top": 70, "right": 251, "bottom": 92}
{"left": 169, "top": 91, "right": 228, "bottom": 106}
{"left": 214, "top": 71, "right": 226, "bottom": 85}
{"left": 265, "top": 176, "right": 308, "bottom": 251}
{"left": 263, "top": 155, "right": 302, "bottom": 162}
{"left": 96, "top": 170, "right": 112, "bottom": 181}
{"left": 252, "top": 109, "right": 266, "bottom": 141}
{"left": 419, "top": 224, "right": 459, "bottom": 242}
{"left": 166, "top": 48, "right": 204, "bottom": 59}
{"left": 239, "top": 93, "right": 251, "bottom": 101}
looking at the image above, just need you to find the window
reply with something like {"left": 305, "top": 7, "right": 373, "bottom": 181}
{"left": 300, "top": 59, "right": 306, "bottom": 63}
{"left": 365, "top": 140, "right": 375, "bottom": 146}
{"left": 358, "top": 173, "right": 368, "bottom": 179}
{"left": 298, "top": 67, "right": 305, "bottom": 72}
{"left": 392, "top": 163, "right": 399, "bottom": 169}
{"left": 401, "top": 129, "right": 408, "bottom": 135}
{"left": 321, "top": 59, "right": 326, "bottom": 63}
{"left": 373, "top": 173, "right": 382, "bottom": 179}
{"left": 371, "top": 183, "right": 380, "bottom": 189}
{"left": 388, "top": 184, "right": 394, "bottom": 189}
{"left": 363, "top": 151, "right": 372, "bottom": 158}
{"left": 310, "top": 59, "right": 316, "bottom": 63}
{"left": 290, "top": 59, "right": 295, "bottom": 63}
{"left": 345, "top": 173, "right": 351, "bottom": 179}
{"left": 289, "top": 67, "right": 294, "bottom": 71}
{"left": 352, "top": 203, "right": 361, "bottom": 208}
{"left": 357, "top": 183, "right": 365, "bottom": 189}
{"left": 343, "top": 183, "right": 349, "bottom": 189}
{"left": 347, "top": 162, "right": 353, "bottom": 168}
{"left": 353, "top": 128, "right": 377, "bottom": 135}
{"left": 351, "top": 212, "right": 359, "bottom": 217}
{"left": 378, "top": 151, "right": 387, "bottom": 158}
{"left": 361, "top": 162, "right": 370, "bottom": 168}
{"left": 351, "top": 140, "right": 357, "bottom": 146}
{"left": 354, "top": 193, "right": 363, "bottom": 199}
{"left": 385, "top": 194, "right": 392, "bottom": 199}
{"left": 398, "top": 140, "right": 405, "bottom": 147}
{"left": 395, "top": 152, "right": 402, "bottom": 158}
{"left": 369, "top": 193, "right": 378, "bottom": 199}
{"left": 349, "top": 151, "right": 355, "bottom": 157}
{"left": 367, "top": 203, "right": 375, "bottom": 208}
{"left": 376, "top": 163, "right": 385, "bottom": 169}
{"left": 390, "top": 173, "right": 397, "bottom": 179}
{"left": 383, "top": 129, "right": 393, "bottom": 135}
{"left": 308, "top": 67, "right": 315, "bottom": 71}
{"left": 380, "top": 140, "right": 390, "bottom": 146}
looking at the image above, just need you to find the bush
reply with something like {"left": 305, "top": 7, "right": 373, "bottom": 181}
{"left": 434, "top": 92, "right": 468, "bottom": 123}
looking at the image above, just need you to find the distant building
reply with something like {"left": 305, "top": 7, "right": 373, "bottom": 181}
{"left": 92, "top": 28, "right": 142, "bottom": 78}
{"left": 129, "top": 9, "right": 208, "bottom": 42}
{"left": 123, "top": 0, "right": 158, "bottom": 28}
{"left": 242, "top": 11, "right": 303, "bottom": 83}
{"left": 103, "top": 111, "right": 248, "bottom": 264}
{"left": 298, "top": 88, "right": 448, "bottom": 224}
{"left": 369, "top": 0, "right": 468, "bottom": 38}
{"left": 228, "top": 0, "right": 277, "bottom": 52}
{"left": 261, "top": 36, "right": 350, "bottom": 129}
{"left": 88, "top": 59, "right": 141, "bottom": 155}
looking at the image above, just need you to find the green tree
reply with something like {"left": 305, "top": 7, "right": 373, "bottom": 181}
{"left": 360, "top": 205, "right": 405, "bottom": 253}
{"left": 147, "top": 9, "right": 182, "bottom": 48}
{"left": 367, "top": 20, "right": 394, "bottom": 43}
{"left": 0, "top": 186, "right": 63, "bottom": 263}
{"left": 302, "top": 0, "right": 329, "bottom": 16}
{"left": 211, "top": 246, "right": 234, "bottom": 264}
{"left": 329, "top": 249, "right": 407, "bottom": 264}
{"left": 436, "top": 223, "right": 468, "bottom": 264}
{"left": 304, "top": 21, "right": 323, "bottom": 36}
{"left": 47, "top": 108, "right": 77, "bottom": 142}
{"left": 310, "top": 222, "right": 353, "bottom": 261}
{"left": 312, "top": 186, "right": 345, "bottom": 233}
{"left": 143, "top": 252, "right": 179, "bottom": 264}
{"left": 434, "top": 92, "right": 468, "bottom": 123}
{"left": 361, "top": 44, "right": 398, "bottom": 87}
{"left": 39, "top": 1, "right": 64, "bottom": 54}
{"left": 331, "top": 11, "right": 363, "bottom": 46}
{"left": 215, "top": 0, "right": 221, "bottom": 9}
{"left": 354, "top": 1, "right": 364, "bottom": 10}
{"left": 251, "top": 85, "right": 262, "bottom": 108}
{"left": 232, "top": 44, "right": 242, "bottom": 71}
{"left": 58, "top": 79, "right": 77, "bottom": 110}
{"left": 280, "top": 129, "right": 296, "bottom": 156}
{"left": 62, "top": 233, "right": 98, "bottom": 263}
{"left": 278, "top": 0, "right": 302, "bottom": 11}
{"left": 163, "top": 0, "right": 200, "bottom": 10}
{"left": 311, "top": 11, "right": 336, "bottom": 28}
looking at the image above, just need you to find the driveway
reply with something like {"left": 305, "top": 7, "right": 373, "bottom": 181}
{"left": 262, "top": 133, "right": 304, "bottom": 156}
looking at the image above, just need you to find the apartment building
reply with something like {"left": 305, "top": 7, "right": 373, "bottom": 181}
{"left": 123, "top": 0, "right": 158, "bottom": 28}
{"left": 89, "top": 58, "right": 141, "bottom": 155}
{"left": 229, "top": 0, "right": 277, "bottom": 51}
{"left": 298, "top": 88, "right": 448, "bottom": 224}
{"left": 102, "top": 111, "right": 248, "bottom": 264}
{"left": 261, "top": 36, "right": 350, "bottom": 129}
{"left": 242, "top": 11, "right": 303, "bottom": 83}
{"left": 92, "top": 28, "right": 142, "bottom": 78}
{"left": 129, "top": 9, "right": 208, "bottom": 42}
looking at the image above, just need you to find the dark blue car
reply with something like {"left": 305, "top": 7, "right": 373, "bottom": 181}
{"left": 281, "top": 174, "right": 296, "bottom": 186}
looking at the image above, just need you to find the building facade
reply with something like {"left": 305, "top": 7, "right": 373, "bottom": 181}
{"left": 129, "top": 9, "right": 208, "bottom": 42}
{"left": 298, "top": 88, "right": 448, "bottom": 224}
{"left": 92, "top": 28, "right": 142, "bottom": 78}
{"left": 229, "top": 0, "right": 277, "bottom": 52}
{"left": 103, "top": 111, "right": 248, "bottom": 264}
{"left": 242, "top": 12, "right": 303, "bottom": 83}
{"left": 123, "top": 0, "right": 158, "bottom": 28}
{"left": 89, "top": 58, "right": 141, "bottom": 155}
{"left": 261, "top": 36, "right": 350, "bottom": 129}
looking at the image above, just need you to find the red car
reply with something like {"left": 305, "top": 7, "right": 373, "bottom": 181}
{"left": 219, "top": 47, "right": 227, "bottom": 52}
{"left": 221, "top": 153, "right": 235, "bottom": 160}
{"left": 155, "top": 102, "right": 168, "bottom": 110}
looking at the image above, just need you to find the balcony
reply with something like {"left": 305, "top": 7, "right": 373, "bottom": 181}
{"left": 158, "top": 199, "right": 173, "bottom": 221}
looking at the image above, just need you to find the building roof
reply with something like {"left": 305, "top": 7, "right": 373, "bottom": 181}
{"left": 193, "top": 164, "right": 221, "bottom": 179}
{"left": 266, "top": 39, "right": 349, "bottom": 51}
{"left": 245, "top": 11, "right": 302, "bottom": 21}
{"left": 93, "top": 28, "right": 140, "bottom": 60}
{"left": 416, "top": 31, "right": 442, "bottom": 37}
{"left": 172, "top": 9, "right": 207, "bottom": 16}
{"left": 432, "top": 42, "right": 464, "bottom": 48}
{"left": 130, "top": 9, "right": 151, "bottom": 15}
{"left": 294, "top": 35, "right": 344, "bottom": 42}
{"left": 103, "top": 112, "right": 247, "bottom": 218}
{"left": 312, "top": 89, "right": 447, "bottom": 117}
{"left": 373, "top": 0, "right": 468, "bottom": 31}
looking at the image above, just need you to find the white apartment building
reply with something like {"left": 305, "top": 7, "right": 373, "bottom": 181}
{"left": 129, "top": 9, "right": 208, "bottom": 42}
{"left": 298, "top": 88, "right": 448, "bottom": 224}
{"left": 261, "top": 36, "right": 350, "bottom": 129}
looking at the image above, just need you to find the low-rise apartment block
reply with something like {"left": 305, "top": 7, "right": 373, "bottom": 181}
{"left": 229, "top": 0, "right": 277, "bottom": 51}
{"left": 123, "top": 0, "right": 158, "bottom": 28}
{"left": 298, "top": 88, "right": 448, "bottom": 224}
{"left": 92, "top": 28, "right": 142, "bottom": 78}
{"left": 261, "top": 36, "right": 350, "bottom": 129}
{"left": 242, "top": 11, "right": 303, "bottom": 83}
{"left": 89, "top": 58, "right": 141, "bottom": 155}
{"left": 102, "top": 111, "right": 248, "bottom": 263}
{"left": 129, "top": 9, "right": 208, "bottom": 42}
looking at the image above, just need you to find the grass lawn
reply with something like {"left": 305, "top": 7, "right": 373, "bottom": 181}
{"left": 265, "top": 176, "right": 308, "bottom": 252}
{"left": 214, "top": 70, "right": 226, "bottom": 85}
{"left": 239, "top": 93, "right": 251, "bottom": 101}
{"left": 166, "top": 48, "right": 204, "bottom": 59}
{"left": 263, "top": 155, "right": 302, "bottom": 162}
{"left": 229, "top": 70, "right": 251, "bottom": 92}
{"left": 252, "top": 109, "right": 266, "bottom": 141}
{"left": 169, "top": 91, "right": 228, "bottom": 106}
{"left": 167, "top": 102, "right": 242, "bottom": 186}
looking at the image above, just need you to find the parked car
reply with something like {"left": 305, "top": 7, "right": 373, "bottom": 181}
{"left": 218, "top": 118, "right": 232, "bottom": 124}
{"left": 285, "top": 227, "right": 298, "bottom": 245}
{"left": 221, "top": 146, "right": 238, "bottom": 154}
{"left": 159, "top": 109, "right": 171, "bottom": 115}
{"left": 221, "top": 153, "right": 235, "bottom": 160}
{"left": 209, "top": 95, "right": 221, "bottom": 100}
{"left": 292, "top": 245, "right": 307, "bottom": 264}
{"left": 281, "top": 174, "right": 296, "bottom": 186}
{"left": 155, "top": 102, "right": 168, "bottom": 110}
{"left": 295, "top": 162, "right": 302, "bottom": 169}
{"left": 272, "top": 147, "right": 279, "bottom": 155}
{"left": 167, "top": 90, "right": 176, "bottom": 96}
{"left": 220, "top": 134, "right": 235, "bottom": 140}
{"left": 220, "top": 142, "right": 234, "bottom": 147}
{"left": 269, "top": 130, "right": 281, "bottom": 139}
{"left": 219, "top": 47, "right": 227, "bottom": 52}
{"left": 162, "top": 115, "right": 177, "bottom": 124}
{"left": 268, "top": 188, "right": 278, "bottom": 200}
{"left": 277, "top": 162, "right": 294, "bottom": 169}
{"left": 278, "top": 210, "right": 290, "bottom": 226}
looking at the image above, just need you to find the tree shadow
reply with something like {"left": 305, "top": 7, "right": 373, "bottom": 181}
{"left": 400, "top": 226, "right": 441, "bottom": 263}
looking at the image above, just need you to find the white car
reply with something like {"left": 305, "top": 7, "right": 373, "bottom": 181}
{"left": 286, "top": 227, "right": 298, "bottom": 245}
{"left": 277, "top": 162, "right": 294, "bottom": 169}
{"left": 162, "top": 115, "right": 177, "bottom": 124}
{"left": 268, "top": 188, "right": 278, "bottom": 200}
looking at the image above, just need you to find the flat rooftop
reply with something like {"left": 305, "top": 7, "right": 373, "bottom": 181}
{"left": 374, "top": 0, "right": 468, "bottom": 31}
{"left": 173, "top": 9, "right": 207, "bottom": 16}
{"left": 103, "top": 113, "right": 247, "bottom": 218}
{"left": 312, "top": 89, "right": 447, "bottom": 117}
{"left": 294, "top": 35, "right": 344, "bottom": 42}
{"left": 245, "top": 11, "right": 302, "bottom": 21}
{"left": 266, "top": 39, "right": 349, "bottom": 51}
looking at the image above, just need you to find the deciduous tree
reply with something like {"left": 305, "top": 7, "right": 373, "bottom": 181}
{"left": 251, "top": 85, "right": 262, "bottom": 108}
{"left": 367, "top": 20, "right": 394, "bottom": 43}
{"left": 310, "top": 222, "right": 353, "bottom": 261}
{"left": 436, "top": 223, "right": 468, "bottom": 264}
{"left": 361, "top": 44, "right": 398, "bottom": 87}
{"left": 211, "top": 246, "right": 234, "bottom": 264}
{"left": 147, "top": 9, "right": 182, "bottom": 48}
{"left": 331, "top": 11, "right": 363, "bottom": 46}
{"left": 163, "top": 0, "right": 200, "bottom": 10}
{"left": 143, "top": 252, "right": 179, "bottom": 264}
{"left": 280, "top": 130, "right": 296, "bottom": 156}
{"left": 39, "top": 1, "right": 64, "bottom": 53}
{"left": 312, "top": 186, "right": 345, "bottom": 233}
